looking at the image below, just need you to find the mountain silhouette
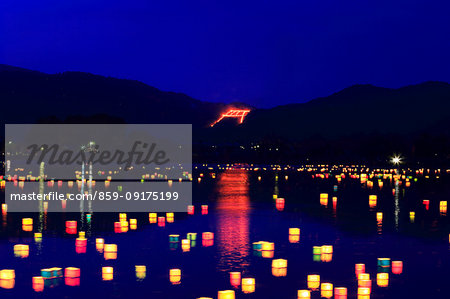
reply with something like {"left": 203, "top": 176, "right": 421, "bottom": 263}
{"left": 1, "top": 65, "right": 449, "bottom": 163}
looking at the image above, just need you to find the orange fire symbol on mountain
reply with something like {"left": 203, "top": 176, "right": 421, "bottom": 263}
{"left": 210, "top": 109, "right": 251, "bottom": 127}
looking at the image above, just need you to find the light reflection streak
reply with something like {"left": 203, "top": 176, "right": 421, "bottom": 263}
{"left": 216, "top": 170, "right": 250, "bottom": 272}
{"left": 394, "top": 180, "right": 399, "bottom": 231}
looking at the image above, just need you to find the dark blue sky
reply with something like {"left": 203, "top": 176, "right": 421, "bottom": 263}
{"left": 1, "top": 0, "right": 449, "bottom": 107}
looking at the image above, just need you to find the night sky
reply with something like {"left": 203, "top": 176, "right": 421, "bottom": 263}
{"left": 1, "top": 0, "right": 449, "bottom": 107}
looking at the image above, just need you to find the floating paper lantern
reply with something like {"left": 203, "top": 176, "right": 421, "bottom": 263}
{"left": 202, "top": 232, "right": 214, "bottom": 240}
{"left": 253, "top": 242, "right": 263, "bottom": 251}
{"left": 187, "top": 233, "right": 197, "bottom": 241}
{"left": 355, "top": 264, "right": 365, "bottom": 276}
{"left": 1, "top": 204, "right": 7, "bottom": 214}
{"left": 130, "top": 219, "right": 137, "bottom": 225}
{"left": 289, "top": 228, "right": 300, "bottom": 235}
{"left": 307, "top": 274, "right": 320, "bottom": 289}
{"left": 136, "top": 265, "right": 146, "bottom": 279}
{"left": 241, "top": 278, "right": 255, "bottom": 293}
{"left": 75, "top": 238, "right": 87, "bottom": 247}
{"left": 261, "top": 242, "right": 274, "bottom": 251}
{"left": 65, "top": 267, "right": 80, "bottom": 278}
{"left": 0, "top": 269, "right": 15, "bottom": 280}
{"left": 358, "top": 273, "right": 370, "bottom": 281}
{"left": 22, "top": 218, "right": 33, "bottom": 225}
{"left": 104, "top": 244, "right": 117, "bottom": 252}
{"left": 50, "top": 267, "right": 63, "bottom": 278}
{"left": 377, "top": 273, "right": 389, "bottom": 287}
{"left": 410, "top": 211, "right": 415, "bottom": 222}
{"left": 32, "top": 276, "right": 44, "bottom": 292}
{"left": 119, "top": 213, "right": 127, "bottom": 221}
{"left": 357, "top": 287, "right": 370, "bottom": 299}
{"left": 391, "top": 261, "right": 403, "bottom": 274}
{"left": 201, "top": 205, "right": 208, "bottom": 214}
{"left": 187, "top": 205, "right": 195, "bottom": 215}
{"left": 334, "top": 287, "right": 347, "bottom": 299}
{"left": 102, "top": 267, "right": 113, "bottom": 281}
{"left": 181, "top": 239, "right": 190, "bottom": 251}
{"left": 230, "top": 272, "right": 241, "bottom": 287}
{"left": 312, "top": 246, "right": 322, "bottom": 255}
{"left": 321, "top": 283, "right": 333, "bottom": 298}
{"left": 321, "top": 253, "right": 332, "bottom": 262}
{"left": 158, "top": 217, "right": 166, "bottom": 227}
{"left": 79, "top": 231, "right": 86, "bottom": 238}
{"left": 169, "top": 269, "right": 181, "bottom": 284}
{"left": 377, "top": 258, "right": 391, "bottom": 268}
{"left": 166, "top": 213, "right": 174, "bottom": 223}
{"left": 41, "top": 268, "right": 52, "bottom": 279}
{"left": 297, "top": 290, "right": 311, "bottom": 298}
{"left": 369, "top": 195, "right": 377, "bottom": 208}
{"left": 321, "top": 245, "right": 333, "bottom": 254}
{"left": 272, "top": 259, "right": 287, "bottom": 268}
{"left": 13, "top": 244, "right": 29, "bottom": 258}
{"left": 376, "top": 212, "right": 383, "bottom": 221}
{"left": 218, "top": 290, "right": 235, "bottom": 299}
{"left": 149, "top": 213, "right": 157, "bottom": 223}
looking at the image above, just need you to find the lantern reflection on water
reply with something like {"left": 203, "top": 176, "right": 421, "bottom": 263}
{"left": 218, "top": 290, "right": 235, "bottom": 299}
{"left": 307, "top": 274, "right": 320, "bottom": 290}
{"left": 297, "top": 289, "right": 311, "bottom": 298}
{"left": 321, "top": 253, "right": 332, "bottom": 262}
{"left": 102, "top": 267, "right": 113, "bottom": 281}
{"left": 369, "top": 195, "right": 377, "bottom": 208}
{"left": 241, "top": 278, "right": 255, "bottom": 293}
{"left": 169, "top": 269, "right": 181, "bottom": 285}
{"left": 391, "top": 261, "right": 403, "bottom": 274}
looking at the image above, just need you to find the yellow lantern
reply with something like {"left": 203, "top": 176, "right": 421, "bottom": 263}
{"left": 241, "top": 278, "right": 255, "bottom": 294}
{"left": 377, "top": 273, "right": 389, "bottom": 287}
{"left": 297, "top": 290, "right": 311, "bottom": 298}
{"left": 169, "top": 269, "right": 181, "bottom": 284}
{"left": 0, "top": 269, "right": 15, "bottom": 280}
{"left": 321, "top": 283, "right": 333, "bottom": 298}
{"left": 289, "top": 228, "right": 300, "bottom": 235}
{"left": 307, "top": 274, "right": 320, "bottom": 289}
{"left": 321, "top": 245, "right": 333, "bottom": 254}
{"left": 218, "top": 290, "right": 235, "bottom": 299}
{"left": 102, "top": 267, "right": 113, "bottom": 281}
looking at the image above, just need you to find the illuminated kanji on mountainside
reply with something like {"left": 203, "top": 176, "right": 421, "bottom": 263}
{"left": 211, "top": 109, "right": 251, "bottom": 127}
